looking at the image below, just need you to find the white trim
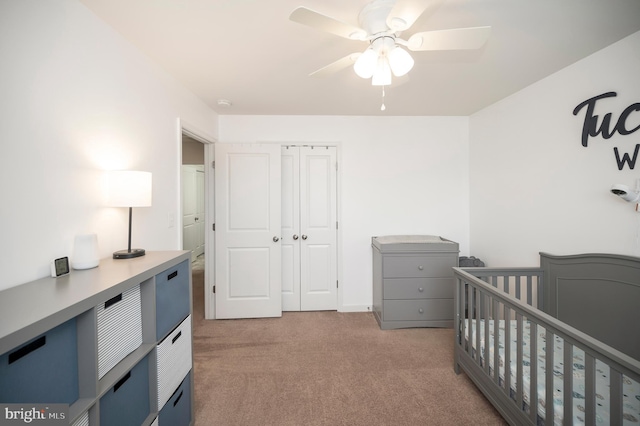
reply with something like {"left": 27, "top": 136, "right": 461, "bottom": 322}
{"left": 177, "top": 118, "right": 217, "bottom": 320}
{"left": 339, "top": 305, "right": 372, "bottom": 313}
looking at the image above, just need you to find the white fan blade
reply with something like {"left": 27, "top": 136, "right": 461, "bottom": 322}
{"left": 309, "top": 53, "right": 361, "bottom": 78}
{"left": 290, "top": 7, "right": 367, "bottom": 40}
{"left": 407, "top": 26, "right": 491, "bottom": 51}
{"left": 386, "top": 0, "right": 441, "bottom": 32}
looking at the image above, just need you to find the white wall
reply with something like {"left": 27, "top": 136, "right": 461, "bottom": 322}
{"left": 218, "top": 115, "right": 470, "bottom": 310}
{"left": 0, "top": 0, "right": 218, "bottom": 290}
{"left": 469, "top": 31, "right": 640, "bottom": 267}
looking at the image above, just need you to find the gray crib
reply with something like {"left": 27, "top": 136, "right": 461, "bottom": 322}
{"left": 453, "top": 252, "right": 640, "bottom": 425}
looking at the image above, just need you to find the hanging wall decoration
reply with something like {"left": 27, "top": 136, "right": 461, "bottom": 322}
{"left": 573, "top": 91, "right": 640, "bottom": 170}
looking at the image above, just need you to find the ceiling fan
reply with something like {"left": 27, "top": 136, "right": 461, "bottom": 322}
{"left": 289, "top": 0, "right": 491, "bottom": 86}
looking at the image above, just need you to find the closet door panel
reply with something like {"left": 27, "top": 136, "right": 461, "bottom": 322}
{"left": 300, "top": 147, "right": 337, "bottom": 311}
{"left": 281, "top": 147, "right": 300, "bottom": 311}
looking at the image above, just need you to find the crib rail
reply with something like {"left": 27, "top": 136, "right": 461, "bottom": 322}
{"left": 454, "top": 267, "right": 640, "bottom": 426}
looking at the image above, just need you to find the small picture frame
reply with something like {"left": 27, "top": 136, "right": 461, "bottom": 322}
{"left": 51, "top": 256, "right": 70, "bottom": 278}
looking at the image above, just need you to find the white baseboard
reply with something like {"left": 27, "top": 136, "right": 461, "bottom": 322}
{"left": 338, "top": 304, "right": 372, "bottom": 313}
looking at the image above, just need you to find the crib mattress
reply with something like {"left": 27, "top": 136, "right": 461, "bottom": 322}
{"left": 465, "top": 319, "right": 640, "bottom": 425}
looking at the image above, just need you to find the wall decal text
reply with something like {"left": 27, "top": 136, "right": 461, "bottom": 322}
{"left": 573, "top": 91, "right": 640, "bottom": 170}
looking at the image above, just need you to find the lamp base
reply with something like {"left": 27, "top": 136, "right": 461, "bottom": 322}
{"left": 113, "top": 248, "right": 146, "bottom": 259}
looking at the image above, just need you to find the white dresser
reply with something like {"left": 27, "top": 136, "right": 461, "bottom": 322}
{"left": 372, "top": 235, "right": 459, "bottom": 330}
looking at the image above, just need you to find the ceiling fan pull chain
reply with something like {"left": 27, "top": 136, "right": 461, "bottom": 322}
{"left": 380, "top": 86, "right": 386, "bottom": 111}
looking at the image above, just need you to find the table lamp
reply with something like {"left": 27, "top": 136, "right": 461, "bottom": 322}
{"left": 106, "top": 170, "right": 152, "bottom": 259}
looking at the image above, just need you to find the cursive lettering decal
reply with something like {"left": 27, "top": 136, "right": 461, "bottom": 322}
{"left": 573, "top": 91, "right": 640, "bottom": 170}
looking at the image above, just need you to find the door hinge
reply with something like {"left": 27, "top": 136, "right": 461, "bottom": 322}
{"left": 211, "top": 161, "right": 215, "bottom": 169}
{"left": 336, "top": 221, "right": 338, "bottom": 230}
{"left": 336, "top": 280, "right": 339, "bottom": 288}
{"left": 213, "top": 285, "right": 216, "bottom": 294}
{"left": 212, "top": 223, "right": 215, "bottom": 231}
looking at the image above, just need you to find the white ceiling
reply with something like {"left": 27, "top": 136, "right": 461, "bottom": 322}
{"left": 79, "top": 0, "right": 640, "bottom": 116}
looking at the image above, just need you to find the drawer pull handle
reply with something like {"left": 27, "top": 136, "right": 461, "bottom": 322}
{"left": 418, "top": 266, "right": 424, "bottom": 270}
{"left": 172, "top": 331, "right": 182, "bottom": 344}
{"left": 9, "top": 336, "right": 46, "bottom": 364}
{"left": 168, "top": 270, "right": 178, "bottom": 281}
{"left": 104, "top": 293, "right": 122, "bottom": 309}
{"left": 418, "top": 287, "right": 424, "bottom": 292}
{"left": 173, "top": 390, "right": 184, "bottom": 406}
{"left": 418, "top": 308, "right": 424, "bottom": 314}
{"left": 114, "top": 371, "right": 131, "bottom": 392}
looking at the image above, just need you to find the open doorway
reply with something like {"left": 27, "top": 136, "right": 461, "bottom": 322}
{"left": 182, "top": 135, "right": 205, "bottom": 319}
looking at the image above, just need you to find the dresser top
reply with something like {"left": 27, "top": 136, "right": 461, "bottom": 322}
{"left": 372, "top": 235, "right": 459, "bottom": 252}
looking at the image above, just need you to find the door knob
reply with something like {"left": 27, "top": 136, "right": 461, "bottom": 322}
{"left": 293, "top": 234, "right": 299, "bottom": 240}
{"left": 273, "top": 236, "right": 280, "bottom": 242}
{"left": 301, "top": 235, "right": 308, "bottom": 240}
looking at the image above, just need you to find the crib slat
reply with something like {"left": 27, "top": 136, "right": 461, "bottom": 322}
{"left": 563, "top": 340, "right": 573, "bottom": 426}
{"left": 515, "top": 276, "right": 521, "bottom": 301}
{"left": 526, "top": 275, "right": 533, "bottom": 306}
{"left": 458, "top": 280, "right": 464, "bottom": 347}
{"left": 545, "top": 329, "right": 554, "bottom": 425}
{"left": 584, "top": 354, "right": 595, "bottom": 426}
{"left": 516, "top": 314, "right": 524, "bottom": 411}
{"left": 494, "top": 299, "right": 500, "bottom": 386}
{"left": 610, "top": 369, "right": 622, "bottom": 425}
{"left": 529, "top": 321, "right": 538, "bottom": 424}
{"left": 484, "top": 294, "right": 491, "bottom": 376}
{"left": 504, "top": 305, "right": 511, "bottom": 397}
{"left": 475, "top": 288, "right": 481, "bottom": 366}
{"left": 466, "top": 283, "right": 473, "bottom": 358}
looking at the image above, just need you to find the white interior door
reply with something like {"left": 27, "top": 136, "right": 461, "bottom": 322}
{"left": 182, "top": 165, "right": 198, "bottom": 262}
{"left": 281, "top": 146, "right": 337, "bottom": 311}
{"left": 300, "top": 146, "right": 337, "bottom": 310}
{"left": 194, "top": 167, "right": 205, "bottom": 257}
{"left": 215, "top": 143, "right": 282, "bottom": 319}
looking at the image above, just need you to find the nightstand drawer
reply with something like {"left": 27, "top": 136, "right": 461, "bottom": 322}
{"left": 383, "top": 256, "right": 455, "bottom": 278}
{"left": 383, "top": 278, "right": 452, "bottom": 299}
{"left": 383, "top": 299, "right": 454, "bottom": 322}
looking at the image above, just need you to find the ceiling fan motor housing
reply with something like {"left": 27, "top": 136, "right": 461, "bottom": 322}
{"left": 358, "top": 0, "right": 398, "bottom": 38}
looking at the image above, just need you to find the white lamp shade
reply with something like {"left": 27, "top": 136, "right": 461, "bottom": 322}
{"left": 354, "top": 48, "right": 378, "bottom": 79}
{"left": 371, "top": 57, "right": 392, "bottom": 86}
{"left": 106, "top": 171, "right": 152, "bottom": 207}
{"left": 388, "top": 46, "right": 414, "bottom": 77}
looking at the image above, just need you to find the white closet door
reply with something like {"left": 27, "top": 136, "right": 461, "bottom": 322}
{"left": 300, "top": 146, "right": 337, "bottom": 311}
{"left": 281, "top": 146, "right": 301, "bottom": 311}
{"left": 215, "top": 143, "right": 282, "bottom": 319}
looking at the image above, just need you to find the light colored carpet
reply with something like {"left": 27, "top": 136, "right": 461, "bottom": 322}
{"left": 190, "top": 260, "right": 506, "bottom": 426}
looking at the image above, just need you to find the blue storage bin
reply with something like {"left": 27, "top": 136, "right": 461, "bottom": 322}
{"left": 158, "top": 371, "right": 191, "bottom": 426}
{"left": 155, "top": 260, "right": 190, "bottom": 340}
{"left": 99, "top": 355, "right": 150, "bottom": 426}
{"left": 0, "top": 318, "right": 78, "bottom": 404}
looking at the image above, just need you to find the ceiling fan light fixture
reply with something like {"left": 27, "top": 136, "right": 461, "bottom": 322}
{"left": 354, "top": 47, "right": 377, "bottom": 78}
{"left": 388, "top": 45, "right": 414, "bottom": 77}
{"left": 371, "top": 56, "right": 392, "bottom": 86}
